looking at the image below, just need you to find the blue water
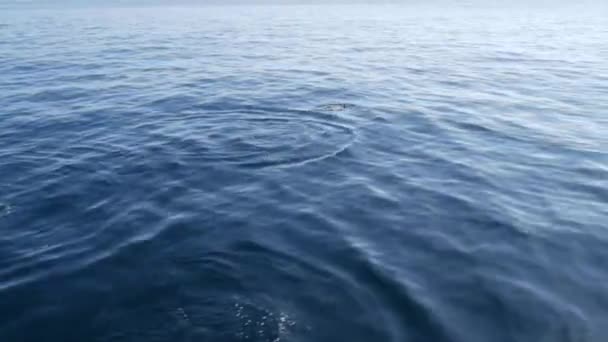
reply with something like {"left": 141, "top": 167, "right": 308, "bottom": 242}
{"left": 1, "top": 4, "right": 608, "bottom": 341}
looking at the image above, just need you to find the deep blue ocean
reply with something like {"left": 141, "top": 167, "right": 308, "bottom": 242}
{"left": 1, "top": 4, "right": 607, "bottom": 341}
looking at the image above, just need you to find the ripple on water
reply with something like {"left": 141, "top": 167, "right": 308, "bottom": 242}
{"left": 0, "top": 145, "right": 180, "bottom": 292}
{"left": 147, "top": 108, "right": 356, "bottom": 168}
{"left": 0, "top": 106, "right": 357, "bottom": 292}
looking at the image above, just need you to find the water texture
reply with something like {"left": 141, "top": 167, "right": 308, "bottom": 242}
{"left": 1, "top": 5, "right": 607, "bottom": 342}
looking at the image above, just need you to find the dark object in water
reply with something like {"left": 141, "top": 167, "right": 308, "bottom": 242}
{"left": 316, "top": 103, "right": 355, "bottom": 112}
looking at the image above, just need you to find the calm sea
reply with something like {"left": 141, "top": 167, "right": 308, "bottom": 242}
{"left": 1, "top": 4, "right": 607, "bottom": 342}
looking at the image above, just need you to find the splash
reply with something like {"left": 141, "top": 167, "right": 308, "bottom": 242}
{"left": 234, "top": 301, "right": 296, "bottom": 341}
{"left": 176, "top": 307, "right": 191, "bottom": 325}
{"left": 0, "top": 203, "right": 11, "bottom": 218}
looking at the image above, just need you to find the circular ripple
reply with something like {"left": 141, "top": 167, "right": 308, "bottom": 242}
{"left": 149, "top": 109, "right": 356, "bottom": 168}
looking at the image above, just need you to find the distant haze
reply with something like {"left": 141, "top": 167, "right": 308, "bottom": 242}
{"left": 1, "top": 0, "right": 606, "bottom": 13}
{"left": 2, "top": 0, "right": 607, "bottom": 5}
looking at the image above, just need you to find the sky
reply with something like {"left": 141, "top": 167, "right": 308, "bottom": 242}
{"left": 1, "top": 0, "right": 606, "bottom": 9}
{"left": 2, "top": 0, "right": 604, "bottom": 3}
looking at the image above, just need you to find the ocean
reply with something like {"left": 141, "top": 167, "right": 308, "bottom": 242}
{"left": 0, "top": 4, "right": 607, "bottom": 341}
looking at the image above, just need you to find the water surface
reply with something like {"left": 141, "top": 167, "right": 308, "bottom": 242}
{"left": 1, "top": 5, "right": 607, "bottom": 342}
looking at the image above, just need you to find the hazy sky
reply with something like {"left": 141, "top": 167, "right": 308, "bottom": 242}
{"left": 2, "top": 0, "right": 606, "bottom": 9}
{"left": 3, "top": 0, "right": 604, "bottom": 3}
